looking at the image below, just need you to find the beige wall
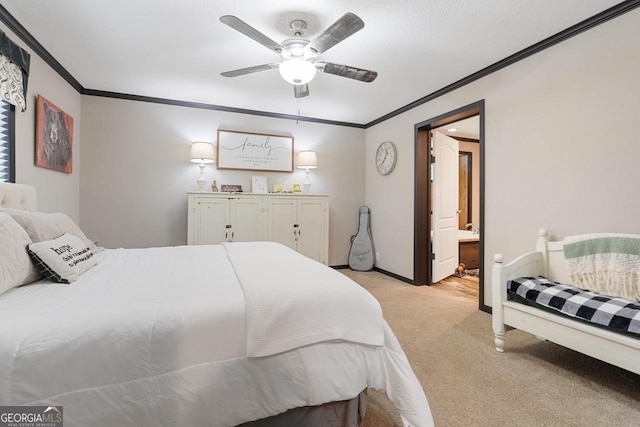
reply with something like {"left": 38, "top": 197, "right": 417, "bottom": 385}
{"left": 79, "top": 96, "right": 365, "bottom": 265}
{"left": 1, "top": 22, "right": 82, "bottom": 221}
{"left": 366, "top": 8, "right": 640, "bottom": 306}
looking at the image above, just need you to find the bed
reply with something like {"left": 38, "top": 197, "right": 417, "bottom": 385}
{"left": 0, "top": 182, "right": 433, "bottom": 427}
{"left": 492, "top": 229, "right": 640, "bottom": 375}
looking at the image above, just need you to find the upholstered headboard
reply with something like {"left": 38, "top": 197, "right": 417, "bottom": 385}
{"left": 0, "top": 182, "right": 37, "bottom": 211}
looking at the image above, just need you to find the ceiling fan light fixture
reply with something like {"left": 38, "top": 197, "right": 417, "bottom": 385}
{"left": 279, "top": 58, "right": 317, "bottom": 85}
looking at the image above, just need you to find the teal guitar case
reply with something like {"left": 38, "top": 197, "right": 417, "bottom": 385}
{"left": 349, "top": 206, "right": 375, "bottom": 271}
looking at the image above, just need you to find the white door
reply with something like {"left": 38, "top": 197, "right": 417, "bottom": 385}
{"left": 432, "top": 131, "right": 459, "bottom": 283}
{"left": 267, "top": 198, "right": 297, "bottom": 250}
{"left": 230, "top": 197, "right": 264, "bottom": 242}
{"left": 194, "top": 198, "right": 229, "bottom": 244}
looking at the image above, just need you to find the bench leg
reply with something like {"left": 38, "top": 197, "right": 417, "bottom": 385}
{"left": 495, "top": 332, "right": 505, "bottom": 353}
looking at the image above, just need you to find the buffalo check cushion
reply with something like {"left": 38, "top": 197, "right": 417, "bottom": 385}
{"left": 508, "top": 276, "right": 640, "bottom": 337}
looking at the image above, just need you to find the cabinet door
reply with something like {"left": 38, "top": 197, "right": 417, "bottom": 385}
{"left": 230, "top": 197, "right": 265, "bottom": 242}
{"left": 297, "top": 198, "right": 328, "bottom": 264}
{"left": 267, "top": 198, "right": 297, "bottom": 250}
{"left": 193, "top": 198, "right": 229, "bottom": 244}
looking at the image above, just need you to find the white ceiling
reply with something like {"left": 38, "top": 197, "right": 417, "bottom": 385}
{"left": 1, "top": 0, "right": 624, "bottom": 125}
{"left": 438, "top": 117, "right": 480, "bottom": 140}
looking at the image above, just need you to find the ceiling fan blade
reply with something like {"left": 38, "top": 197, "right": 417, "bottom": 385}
{"left": 221, "top": 63, "right": 280, "bottom": 78}
{"left": 220, "top": 15, "right": 283, "bottom": 54}
{"left": 294, "top": 84, "right": 309, "bottom": 98}
{"left": 316, "top": 62, "right": 377, "bottom": 83}
{"left": 306, "top": 12, "right": 364, "bottom": 55}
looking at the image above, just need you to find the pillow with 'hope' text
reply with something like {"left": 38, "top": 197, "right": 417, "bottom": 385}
{"left": 27, "top": 233, "right": 97, "bottom": 283}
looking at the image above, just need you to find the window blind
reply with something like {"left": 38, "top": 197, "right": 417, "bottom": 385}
{"left": 0, "top": 100, "right": 14, "bottom": 182}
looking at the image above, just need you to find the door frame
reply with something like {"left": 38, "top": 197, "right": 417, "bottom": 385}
{"left": 458, "top": 150, "right": 473, "bottom": 231}
{"left": 413, "top": 100, "right": 488, "bottom": 312}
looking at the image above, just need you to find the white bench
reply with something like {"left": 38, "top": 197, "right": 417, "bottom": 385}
{"left": 492, "top": 229, "right": 640, "bottom": 375}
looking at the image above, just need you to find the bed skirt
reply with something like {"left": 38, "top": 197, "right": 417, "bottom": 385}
{"left": 238, "top": 390, "right": 367, "bottom": 427}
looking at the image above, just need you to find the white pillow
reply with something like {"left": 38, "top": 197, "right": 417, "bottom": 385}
{"left": 0, "top": 212, "right": 40, "bottom": 294}
{"left": 27, "top": 233, "right": 97, "bottom": 283}
{"left": 1, "top": 208, "right": 102, "bottom": 252}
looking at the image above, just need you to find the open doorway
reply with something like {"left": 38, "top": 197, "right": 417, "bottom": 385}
{"left": 413, "top": 100, "right": 488, "bottom": 312}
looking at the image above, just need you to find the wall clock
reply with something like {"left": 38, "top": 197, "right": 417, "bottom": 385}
{"left": 375, "top": 141, "right": 397, "bottom": 175}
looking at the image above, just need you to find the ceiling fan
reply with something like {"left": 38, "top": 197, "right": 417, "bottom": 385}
{"left": 219, "top": 13, "right": 378, "bottom": 98}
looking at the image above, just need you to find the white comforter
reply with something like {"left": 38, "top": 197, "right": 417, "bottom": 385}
{"left": 0, "top": 242, "right": 432, "bottom": 426}
{"left": 222, "top": 242, "right": 384, "bottom": 356}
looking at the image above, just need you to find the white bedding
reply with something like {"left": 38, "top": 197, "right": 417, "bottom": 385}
{"left": 0, "top": 242, "right": 433, "bottom": 426}
{"left": 223, "top": 242, "right": 384, "bottom": 356}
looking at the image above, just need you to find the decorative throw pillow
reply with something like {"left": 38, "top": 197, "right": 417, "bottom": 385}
{"left": 27, "top": 233, "right": 97, "bottom": 283}
{"left": 0, "top": 212, "right": 40, "bottom": 294}
{"left": 0, "top": 209, "right": 102, "bottom": 252}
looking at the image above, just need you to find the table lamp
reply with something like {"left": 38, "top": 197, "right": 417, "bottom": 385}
{"left": 297, "top": 151, "right": 317, "bottom": 193}
{"left": 190, "top": 141, "right": 215, "bottom": 191}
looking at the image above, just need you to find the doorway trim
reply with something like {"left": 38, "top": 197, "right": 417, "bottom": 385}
{"left": 413, "top": 100, "right": 488, "bottom": 312}
{"left": 459, "top": 150, "right": 473, "bottom": 230}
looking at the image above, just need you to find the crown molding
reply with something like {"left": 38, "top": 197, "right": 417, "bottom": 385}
{"left": 364, "top": 0, "right": 640, "bottom": 128}
{"left": 81, "top": 89, "right": 365, "bottom": 128}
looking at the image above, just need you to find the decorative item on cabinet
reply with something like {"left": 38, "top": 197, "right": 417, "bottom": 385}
{"left": 292, "top": 183, "right": 301, "bottom": 193}
{"left": 251, "top": 176, "right": 268, "bottom": 193}
{"left": 211, "top": 180, "right": 219, "bottom": 192}
{"left": 221, "top": 184, "right": 243, "bottom": 193}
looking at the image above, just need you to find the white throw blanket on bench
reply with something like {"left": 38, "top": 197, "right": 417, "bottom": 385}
{"left": 563, "top": 233, "right": 640, "bottom": 301}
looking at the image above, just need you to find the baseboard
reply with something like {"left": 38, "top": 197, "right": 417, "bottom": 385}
{"left": 332, "top": 265, "right": 415, "bottom": 285}
{"left": 373, "top": 267, "right": 415, "bottom": 285}
{"left": 341, "top": 265, "right": 490, "bottom": 310}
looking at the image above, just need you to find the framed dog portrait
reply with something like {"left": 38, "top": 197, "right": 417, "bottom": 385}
{"left": 35, "top": 95, "right": 73, "bottom": 174}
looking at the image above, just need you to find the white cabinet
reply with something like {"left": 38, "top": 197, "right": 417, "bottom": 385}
{"left": 190, "top": 196, "right": 229, "bottom": 244}
{"left": 229, "top": 197, "right": 265, "bottom": 242}
{"left": 267, "top": 197, "right": 328, "bottom": 264}
{"left": 188, "top": 195, "right": 264, "bottom": 245}
{"left": 187, "top": 192, "right": 329, "bottom": 264}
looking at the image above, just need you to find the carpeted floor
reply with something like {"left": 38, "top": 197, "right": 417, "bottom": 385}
{"left": 341, "top": 270, "right": 640, "bottom": 427}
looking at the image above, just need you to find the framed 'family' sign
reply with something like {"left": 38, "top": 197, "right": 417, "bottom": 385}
{"left": 216, "top": 129, "right": 294, "bottom": 172}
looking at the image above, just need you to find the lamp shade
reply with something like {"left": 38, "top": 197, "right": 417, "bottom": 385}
{"left": 297, "top": 151, "right": 317, "bottom": 169}
{"left": 279, "top": 59, "right": 317, "bottom": 85}
{"left": 190, "top": 141, "right": 215, "bottom": 163}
